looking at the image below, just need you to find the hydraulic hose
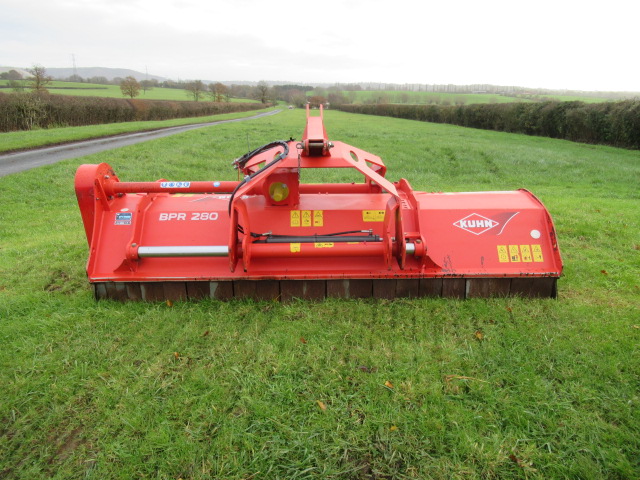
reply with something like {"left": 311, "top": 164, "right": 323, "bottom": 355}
{"left": 228, "top": 140, "right": 290, "bottom": 215}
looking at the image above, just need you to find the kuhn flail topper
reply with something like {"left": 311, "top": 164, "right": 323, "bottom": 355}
{"left": 75, "top": 106, "right": 562, "bottom": 301}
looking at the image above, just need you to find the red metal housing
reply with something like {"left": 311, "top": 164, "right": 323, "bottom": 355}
{"left": 75, "top": 106, "right": 562, "bottom": 301}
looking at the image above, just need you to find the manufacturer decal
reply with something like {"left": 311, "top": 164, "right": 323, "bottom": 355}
{"left": 160, "top": 181, "right": 191, "bottom": 188}
{"left": 115, "top": 212, "right": 132, "bottom": 225}
{"left": 453, "top": 213, "right": 498, "bottom": 235}
{"left": 453, "top": 212, "right": 520, "bottom": 236}
{"left": 158, "top": 212, "right": 219, "bottom": 221}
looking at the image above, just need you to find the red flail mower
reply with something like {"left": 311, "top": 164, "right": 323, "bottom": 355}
{"left": 75, "top": 106, "right": 562, "bottom": 301}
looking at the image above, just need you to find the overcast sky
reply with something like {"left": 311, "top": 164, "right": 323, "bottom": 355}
{"left": 2, "top": 0, "right": 638, "bottom": 91}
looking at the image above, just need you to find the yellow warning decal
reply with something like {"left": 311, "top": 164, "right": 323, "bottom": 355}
{"left": 363, "top": 210, "right": 385, "bottom": 222}
{"left": 532, "top": 244, "right": 544, "bottom": 262}
{"left": 314, "top": 210, "right": 324, "bottom": 227}
{"left": 497, "top": 245, "right": 509, "bottom": 263}
{"left": 302, "top": 210, "right": 312, "bottom": 227}
{"left": 314, "top": 243, "right": 334, "bottom": 248}
{"left": 498, "top": 244, "right": 544, "bottom": 263}
{"left": 509, "top": 245, "right": 521, "bottom": 263}
{"left": 290, "top": 243, "right": 301, "bottom": 253}
{"left": 290, "top": 210, "right": 300, "bottom": 227}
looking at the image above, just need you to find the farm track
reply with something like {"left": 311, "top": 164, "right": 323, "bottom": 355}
{"left": 0, "top": 109, "right": 281, "bottom": 177}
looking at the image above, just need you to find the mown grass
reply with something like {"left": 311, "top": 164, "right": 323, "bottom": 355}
{"left": 0, "top": 107, "right": 276, "bottom": 154}
{"left": 1, "top": 109, "right": 639, "bottom": 479}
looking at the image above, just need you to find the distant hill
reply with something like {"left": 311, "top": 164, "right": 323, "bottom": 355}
{"left": 45, "top": 67, "right": 167, "bottom": 82}
{"left": 0, "top": 66, "right": 167, "bottom": 82}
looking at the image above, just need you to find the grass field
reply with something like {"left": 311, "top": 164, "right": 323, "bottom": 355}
{"left": 2, "top": 81, "right": 621, "bottom": 105}
{"left": 331, "top": 90, "right": 619, "bottom": 105}
{"left": 0, "top": 80, "right": 254, "bottom": 102}
{"left": 1, "top": 109, "right": 638, "bottom": 479}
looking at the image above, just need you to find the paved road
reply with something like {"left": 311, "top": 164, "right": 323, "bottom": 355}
{"left": 0, "top": 109, "right": 281, "bottom": 177}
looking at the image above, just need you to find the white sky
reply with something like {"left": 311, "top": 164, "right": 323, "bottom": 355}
{"left": 1, "top": 0, "right": 638, "bottom": 91}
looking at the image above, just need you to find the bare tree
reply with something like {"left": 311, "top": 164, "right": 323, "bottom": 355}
{"left": 185, "top": 80, "right": 206, "bottom": 101}
{"left": 208, "top": 82, "right": 228, "bottom": 102}
{"left": 27, "top": 65, "right": 52, "bottom": 92}
{"left": 255, "top": 81, "right": 270, "bottom": 104}
{"left": 120, "top": 76, "right": 141, "bottom": 98}
{"left": 140, "top": 80, "right": 155, "bottom": 95}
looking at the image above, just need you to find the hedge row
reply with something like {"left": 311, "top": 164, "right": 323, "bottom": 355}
{"left": 337, "top": 100, "right": 640, "bottom": 150}
{"left": 0, "top": 92, "right": 265, "bottom": 132}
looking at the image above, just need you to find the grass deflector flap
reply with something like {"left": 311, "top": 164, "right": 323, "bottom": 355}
{"left": 74, "top": 105, "right": 563, "bottom": 301}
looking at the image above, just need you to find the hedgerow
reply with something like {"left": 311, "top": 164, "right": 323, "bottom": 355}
{"left": 0, "top": 92, "right": 265, "bottom": 132}
{"left": 336, "top": 100, "right": 640, "bottom": 149}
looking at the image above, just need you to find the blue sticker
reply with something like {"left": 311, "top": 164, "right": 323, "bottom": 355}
{"left": 160, "top": 181, "right": 191, "bottom": 188}
{"left": 115, "top": 212, "right": 132, "bottom": 225}
{"left": 213, "top": 181, "right": 221, "bottom": 188}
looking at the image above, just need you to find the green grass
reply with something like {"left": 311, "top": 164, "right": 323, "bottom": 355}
{"left": 329, "top": 90, "right": 527, "bottom": 105}
{"left": 0, "top": 80, "right": 255, "bottom": 102}
{"left": 0, "top": 108, "right": 276, "bottom": 153}
{"left": 326, "top": 90, "right": 625, "bottom": 106}
{"left": 1, "top": 110, "right": 639, "bottom": 479}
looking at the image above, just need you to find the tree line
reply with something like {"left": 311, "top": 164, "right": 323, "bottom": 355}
{"left": 1, "top": 67, "right": 316, "bottom": 105}
{"left": 336, "top": 102, "right": 640, "bottom": 150}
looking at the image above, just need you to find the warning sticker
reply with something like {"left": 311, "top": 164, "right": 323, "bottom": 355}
{"left": 290, "top": 210, "right": 323, "bottom": 227}
{"left": 302, "top": 210, "right": 312, "bottom": 227}
{"left": 509, "top": 245, "right": 521, "bottom": 262}
{"left": 290, "top": 243, "right": 301, "bottom": 253}
{"left": 363, "top": 210, "right": 385, "bottom": 222}
{"left": 290, "top": 210, "right": 300, "bottom": 227}
{"left": 497, "top": 245, "right": 509, "bottom": 263}
{"left": 314, "top": 243, "right": 334, "bottom": 248}
{"left": 532, "top": 244, "right": 544, "bottom": 262}
{"left": 497, "top": 244, "right": 544, "bottom": 263}
{"left": 115, "top": 212, "right": 132, "bottom": 225}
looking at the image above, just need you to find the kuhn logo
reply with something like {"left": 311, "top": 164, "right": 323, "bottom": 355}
{"left": 453, "top": 213, "right": 499, "bottom": 235}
